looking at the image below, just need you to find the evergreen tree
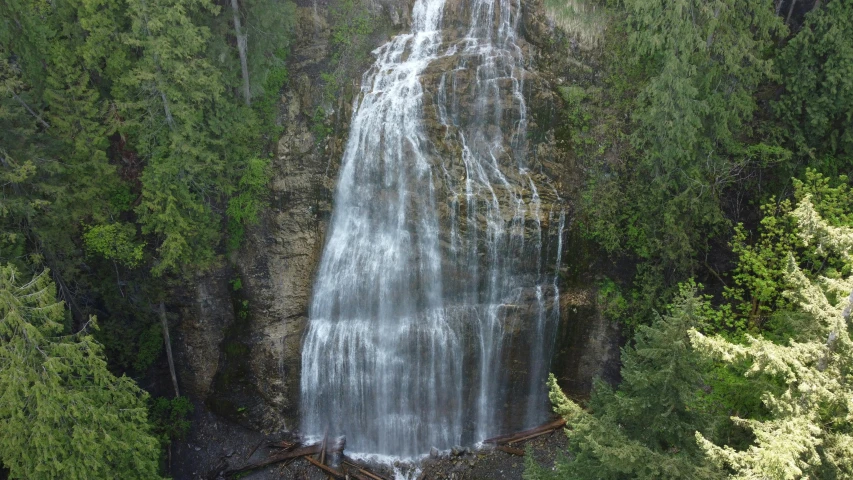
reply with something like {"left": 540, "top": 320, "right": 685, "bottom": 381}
{"left": 775, "top": 0, "right": 853, "bottom": 174}
{"left": 690, "top": 196, "right": 853, "bottom": 479}
{"left": 0, "top": 265, "right": 162, "bottom": 479}
{"left": 119, "top": 0, "right": 233, "bottom": 274}
{"left": 1, "top": 0, "right": 128, "bottom": 308}
{"left": 590, "top": 0, "right": 785, "bottom": 271}
{"left": 527, "top": 288, "right": 723, "bottom": 479}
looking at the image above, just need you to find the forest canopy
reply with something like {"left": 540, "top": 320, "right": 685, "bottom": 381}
{"left": 529, "top": 0, "right": 853, "bottom": 477}
{"left": 1, "top": 0, "right": 293, "bottom": 475}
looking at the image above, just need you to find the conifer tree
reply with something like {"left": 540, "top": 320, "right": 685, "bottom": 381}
{"left": 0, "top": 266, "right": 162, "bottom": 479}
{"left": 119, "top": 0, "right": 230, "bottom": 274}
{"left": 527, "top": 288, "right": 723, "bottom": 479}
{"left": 624, "top": 0, "right": 785, "bottom": 266}
{"left": 775, "top": 0, "right": 853, "bottom": 172}
{"left": 690, "top": 196, "right": 853, "bottom": 479}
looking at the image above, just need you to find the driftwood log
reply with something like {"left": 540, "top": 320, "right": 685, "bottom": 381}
{"left": 225, "top": 436, "right": 388, "bottom": 480}
{"left": 225, "top": 417, "right": 567, "bottom": 477}
{"left": 306, "top": 455, "right": 345, "bottom": 479}
{"left": 482, "top": 417, "right": 567, "bottom": 455}
{"left": 342, "top": 456, "right": 391, "bottom": 480}
{"left": 224, "top": 440, "right": 344, "bottom": 476}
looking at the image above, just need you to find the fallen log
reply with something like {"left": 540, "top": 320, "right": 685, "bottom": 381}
{"left": 495, "top": 445, "right": 525, "bottom": 456}
{"left": 341, "top": 456, "right": 390, "bottom": 480}
{"left": 243, "top": 440, "right": 265, "bottom": 462}
{"left": 306, "top": 455, "right": 345, "bottom": 479}
{"left": 506, "top": 422, "right": 566, "bottom": 445}
{"left": 224, "top": 440, "right": 344, "bottom": 476}
{"left": 483, "top": 417, "right": 567, "bottom": 445}
{"left": 267, "top": 439, "right": 297, "bottom": 451}
{"left": 319, "top": 430, "right": 328, "bottom": 465}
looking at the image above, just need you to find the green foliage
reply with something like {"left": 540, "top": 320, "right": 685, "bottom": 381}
{"left": 118, "top": 0, "right": 228, "bottom": 275}
{"left": 242, "top": 0, "right": 296, "bottom": 97}
{"left": 252, "top": 53, "right": 289, "bottom": 135}
{"left": 530, "top": 285, "right": 724, "bottom": 478}
{"left": 598, "top": 284, "right": 717, "bottom": 450}
{"left": 226, "top": 156, "right": 270, "bottom": 251}
{"left": 537, "top": 176, "right": 853, "bottom": 478}
{"left": 318, "top": 0, "right": 376, "bottom": 106}
{"left": 0, "top": 3, "right": 123, "bottom": 277}
{"left": 83, "top": 223, "right": 146, "bottom": 268}
{"left": 527, "top": 376, "right": 721, "bottom": 480}
{"left": 311, "top": 104, "right": 333, "bottom": 144}
{"left": 236, "top": 299, "right": 250, "bottom": 320}
{"left": 557, "top": 85, "right": 593, "bottom": 151}
{"left": 620, "top": 0, "right": 784, "bottom": 270}
{"left": 134, "top": 321, "right": 165, "bottom": 372}
{"left": 328, "top": 0, "right": 373, "bottom": 63}
{"left": 0, "top": 266, "right": 162, "bottom": 479}
{"left": 206, "top": 0, "right": 294, "bottom": 132}
{"left": 574, "top": 0, "right": 789, "bottom": 331}
{"left": 724, "top": 200, "right": 800, "bottom": 330}
{"left": 774, "top": 0, "right": 853, "bottom": 173}
{"left": 690, "top": 198, "right": 853, "bottom": 478}
{"left": 149, "top": 395, "right": 194, "bottom": 447}
{"left": 723, "top": 170, "right": 852, "bottom": 333}
{"left": 596, "top": 277, "right": 627, "bottom": 322}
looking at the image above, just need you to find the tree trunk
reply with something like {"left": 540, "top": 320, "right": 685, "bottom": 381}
{"left": 158, "top": 87, "right": 174, "bottom": 128}
{"left": 786, "top": 0, "right": 798, "bottom": 26}
{"left": 159, "top": 301, "right": 180, "bottom": 397}
{"left": 706, "top": 6, "right": 721, "bottom": 49}
{"left": 231, "top": 0, "right": 251, "bottom": 106}
{"left": 9, "top": 90, "right": 51, "bottom": 129}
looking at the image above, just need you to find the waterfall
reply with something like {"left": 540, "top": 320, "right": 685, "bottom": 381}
{"left": 300, "top": 0, "right": 564, "bottom": 458}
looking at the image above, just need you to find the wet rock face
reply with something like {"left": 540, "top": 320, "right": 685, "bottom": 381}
{"left": 298, "top": 0, "right": 573, "bottom": 456}
{"left": 175, "top": 268, "right": 237, "bottom": 402}
{"left": 174, "top": 0, "right": 606, "bottom": 443}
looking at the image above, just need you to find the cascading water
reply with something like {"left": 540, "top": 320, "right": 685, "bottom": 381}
{"left": 300, "top": 0, "right": 564, "bottom": 458}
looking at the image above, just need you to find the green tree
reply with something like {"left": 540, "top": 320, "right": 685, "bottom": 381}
{"left": 0, "top": 265, "right": 162, "bottom": 479}
{"left": 600, "top": 0, "right": 784, "bottom": 267}
{"left": 118, "top": 0, "right": 232, "bottom": 274}
{"left": 690, "top": 196, "right": 853, "bottom": 478}
{"left": 580, "top": 0, "right": 788, "bottom": 324}
{"left": 526, "top": 376, "right": 720, "bottom": 480}
{"left": 1, "top": 0, "right": 127, "bottom": 311}
{"left": 774, "top": 0, "right": 853, "bottom": 174}
{"left": 527, "top": 286, "right": 723, "bottom": 479}
{"left": 723, "top": 170, "right": 852, "bottom": 332}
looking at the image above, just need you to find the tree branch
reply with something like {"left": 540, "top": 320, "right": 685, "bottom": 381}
{"left": 8, "top": 90, "right": 50, "bottom": 129}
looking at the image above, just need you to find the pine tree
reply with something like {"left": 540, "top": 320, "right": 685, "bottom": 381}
{"left": 1, "top": 0, "right": 127, "bottom": 293}
{"left": 118, "top": 0, "right": 231, "bottom": 274}
{"left": 775, "top": 0, "right": 853, "bottom": 172}
{"left": 0, "top": 265, "right": 162, "bottom": 479}
{"left": 527, "top": 287, "right": 723, "bottom": 479}
{"left": 619, "top": 0, "right": 786, "bottom": 272}
{"left": 690, "top": 196, "right": 853, "bottom": 479}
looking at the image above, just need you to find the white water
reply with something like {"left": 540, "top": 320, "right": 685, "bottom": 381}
{"left": 300, "top": 0, "right": 564, "bottom": 458}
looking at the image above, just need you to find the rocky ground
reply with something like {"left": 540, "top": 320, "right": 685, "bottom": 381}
{"left": 172, "top": 409, "right": 569, "bottom": 480}
{"left": 415, "top": 428, "right": 568, "bottom": 480}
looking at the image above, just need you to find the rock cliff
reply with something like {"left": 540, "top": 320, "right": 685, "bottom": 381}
{"left": 171, "top": 0, "right": 620, "bottom": 473}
